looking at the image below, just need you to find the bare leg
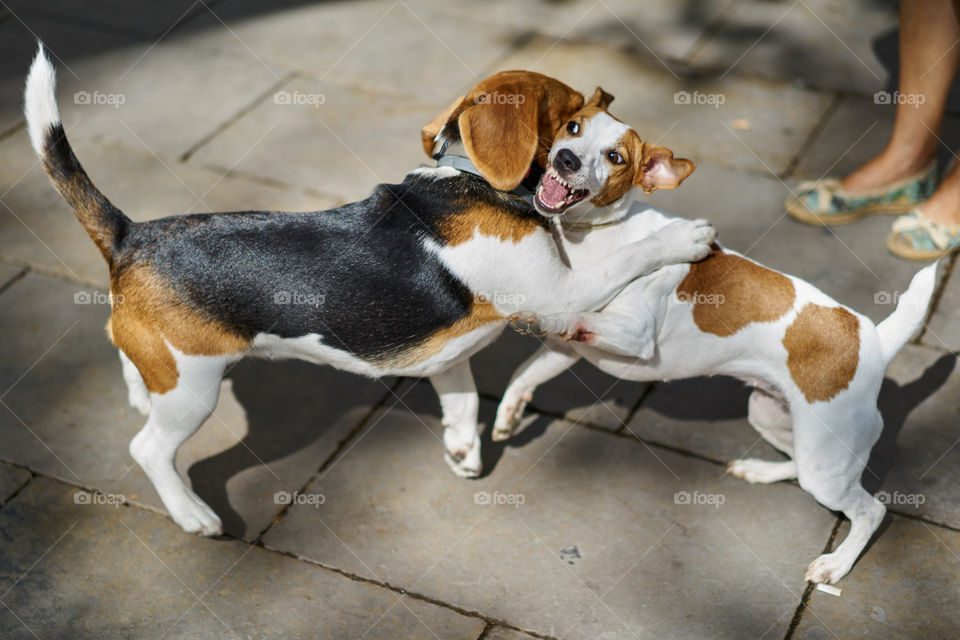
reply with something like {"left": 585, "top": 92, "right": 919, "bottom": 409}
{"left": 843, "top": 1, "right": 960, "bottom": 225}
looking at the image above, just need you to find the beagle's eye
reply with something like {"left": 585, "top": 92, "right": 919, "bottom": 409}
{"left": 566, "top": 121, "right": 580, "bottom": 135}
{"left": 607, "top": 150, "right": 625, "bottom": 165}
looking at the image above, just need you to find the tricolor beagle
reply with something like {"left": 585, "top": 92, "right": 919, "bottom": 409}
{"left": 494, "top": 100, "right": 938, "bottom": 584}
{"left": 24, "top": 47, "right": 715, "bottom": 536}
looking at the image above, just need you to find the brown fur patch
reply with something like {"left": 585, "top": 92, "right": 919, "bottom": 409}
{"left": 109, "top": 266, "right": 250, "bottom": 394}
{"left": 677, "top": 247, "right": 796, "bottom": 337}
{"left": 437, "top": 202, "right": 542, "bottom": 246}
{"left": 378, "top": 301, "right": 504, "bottom": 369}
{"left": 782, "top": 303, "right": 860, "bottom": 403}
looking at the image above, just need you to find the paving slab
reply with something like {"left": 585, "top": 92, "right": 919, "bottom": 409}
{"left": 793, "top": 95, "right": 960, "bottom": 183}
{"left": 793, "top": 515, "right": 960, "bottom": 639}
{"left": 428, "top": 0, "right": 730, "bottom": 62}
{"left": 0, "top": 477, "right": 486, "bottom": 639}
{"left": 0, "top": 462, "right": 30, "bottom": 505}
{"left": 0, "top": 129, "right": 339, "bottom": 288}
{"left": 641, "top": 161, "right": 934, "bottom": 324}
{"left": 177, "top": 0, "right": 513, "bottom": 104}
{"left": 923, "top": 260, "right": 960, "bottom": 352}
{"left": 865, "top": 344, "right": 960, "bottom": 530}
{"left": 0, "top": 271, "right": 391, "bottom": 539}
{"left": 0, "top": 263, "right": 24, "bottom": 288}
{"left": 7, "top": 0, "right": 203, "bottom": 37}
{"left": 691, "top": 0, "right": 896, "bottom": 95}
{"left": 264, "top": 382, "right": 836, "bottom": 640}
{"left": 193, "top": 76, "right": 442, "bottom": 202}
{"left": 494, "top": 35, "right": 832, "bottom": 175}
{"left": 471, "top": 329, "right": 648, "bottom": 432}
{"left": 484, "top": 626, "right": 540, "bottom": 640}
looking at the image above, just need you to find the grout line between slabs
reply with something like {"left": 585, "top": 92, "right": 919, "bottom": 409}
{"left": 782, "top": 517, "right": 842, "bottom": 640}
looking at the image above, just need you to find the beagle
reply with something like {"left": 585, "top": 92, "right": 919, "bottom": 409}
{"left": 24, "top": 47, "right": 715, "bottom": 536}
{"left": 493, "top": 99, "right": 938, "bottom": 584}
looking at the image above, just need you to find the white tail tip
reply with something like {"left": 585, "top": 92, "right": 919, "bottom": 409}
{"left": 24, "top": 43, "right": 60, "bottom": 156}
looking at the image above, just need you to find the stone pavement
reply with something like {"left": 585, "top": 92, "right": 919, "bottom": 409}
{"left": 0, "top": 1, "right": 958, "bottom": 638}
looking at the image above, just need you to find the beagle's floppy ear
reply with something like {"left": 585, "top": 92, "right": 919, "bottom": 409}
{"left": 586, "top": 87, "right": 614, "bottom": 110}
{"left": 634, "top": 144, "right": 696, "bottom": 193}
{"left": 421, "top": 94, "right": 465, "bottom": 158}
{"left": 458, "top": 83, "right": 540, "bottom": 191}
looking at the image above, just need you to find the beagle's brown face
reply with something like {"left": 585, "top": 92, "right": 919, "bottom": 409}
{"left": 421, "top": 71, "right": 585, "bottom": 191}
{"left": 534, "top": 88, "right": 695, "bottom": 217}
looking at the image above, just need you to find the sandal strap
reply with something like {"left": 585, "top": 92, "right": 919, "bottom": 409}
{"left": 795, "top": 178, "right": 842, "bottom": 213}
{"left": 893, "top": 210, "right": 960, "bottom": 250}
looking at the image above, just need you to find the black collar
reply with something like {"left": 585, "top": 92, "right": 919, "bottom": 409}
{"left": 435, "top": 154, "right": 537, "bottom": 206}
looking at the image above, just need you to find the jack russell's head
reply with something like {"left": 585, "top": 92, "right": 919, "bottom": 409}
{"left": 534, "top": 88, "right": 696, "bottom": 219}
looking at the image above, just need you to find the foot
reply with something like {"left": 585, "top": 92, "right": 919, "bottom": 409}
{"left": 805, "top": 551, "right": 853, "bottom": 585}
{"left": 443, "top": 430, "right": 482, "bottom": 478}
{"left": 842, "top": 149, "right": 934, "bottom": 194}
{"left": 653, "top": 218, "right": 717, "bottom": 264}
{"left": 492, "top": 390, "right": 532, "bottom": 441}
{"left": 727, "top": 458, "right": 797, "bottom": 484}
{"left": 166, "top": 486, "right": 223, "bottom": 536}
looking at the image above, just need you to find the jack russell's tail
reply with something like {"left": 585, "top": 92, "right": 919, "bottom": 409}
{"left": 876, "top": 261, "right": 939, "bottom": 364}
{"left": 24, "top": 44, "right": 129, "bottom": 263}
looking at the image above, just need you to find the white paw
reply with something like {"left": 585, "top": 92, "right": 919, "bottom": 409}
{"left": 492, "top": 393, "right": 530, "bottom": 441}
{"left": 168, "top": 488, "right": 223, "bottom": 536}
{"left": 660, "top": 218, "right": 717, "bottom": 263}
{"left": 727, "top": 458, "right": 795, "bottom": 484}
{"left": 128, "top": 389, "right": 151, "bottom": 416}
{"left": 805, "top": 552, "right": 852, "bottom": 585}
{"left": 444, "top": 432, "right": 482, "bottom": 478}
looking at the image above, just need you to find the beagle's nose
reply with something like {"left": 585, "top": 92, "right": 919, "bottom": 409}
{"left": 555, "top": 148, "right": 581, "bottom": 173}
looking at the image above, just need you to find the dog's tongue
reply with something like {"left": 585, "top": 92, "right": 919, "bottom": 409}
{"left": 540, "top": 172, "right": 570, "bottom": 208}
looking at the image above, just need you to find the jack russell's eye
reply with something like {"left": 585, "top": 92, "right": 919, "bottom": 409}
{"left": 566, "top": 121, "right": 580, "bottom": 135}
{"left": 607, "top": 150, "right": 625, "bottom": 165}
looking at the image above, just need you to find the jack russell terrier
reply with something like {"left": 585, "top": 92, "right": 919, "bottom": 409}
{"left": 24, "top": 46, "right": 715, "bottom": 536}
{"left": 493, "top": 99, "right": 937, "bottom": 584}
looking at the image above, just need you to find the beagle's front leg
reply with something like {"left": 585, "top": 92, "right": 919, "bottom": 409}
{"left": 429, "top": 359, "right": 482, "bottom": 478}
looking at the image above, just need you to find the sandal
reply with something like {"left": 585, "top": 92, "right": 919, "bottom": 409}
{"left": 786, "top": 161, "right": 936, "bottom": 226}
{"left": 887, "top": 208, "right": 960, "bottom": 261}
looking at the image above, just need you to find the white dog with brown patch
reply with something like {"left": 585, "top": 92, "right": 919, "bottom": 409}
{"left": 494, "top": 95, "right": 937, "bottom": 584}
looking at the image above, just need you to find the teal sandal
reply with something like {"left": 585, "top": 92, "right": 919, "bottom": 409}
{"left": 887, "top": 208, "right": 960, "bottom": 260}
{"left": 787, "top": 161, "right": 936, "bottom": 225}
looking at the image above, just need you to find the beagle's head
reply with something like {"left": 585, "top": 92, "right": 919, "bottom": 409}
{"left": 534, "top": 88, "right": 696, "bottom": 217}
{"left": 421, "top": 71, "right": 585, "bottom": 191}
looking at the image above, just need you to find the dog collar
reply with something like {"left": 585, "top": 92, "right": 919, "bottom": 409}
{"left": 436, "top": 154, "right": 536, "bottom": 206}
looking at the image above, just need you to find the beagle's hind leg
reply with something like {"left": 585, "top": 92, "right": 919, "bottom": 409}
{"left": 129, "top": 350, "right": 227, "bottom": 536}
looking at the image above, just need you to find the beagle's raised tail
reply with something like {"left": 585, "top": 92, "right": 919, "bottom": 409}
{"left": 24, "top": 44, "right": 129, "bottom": 262}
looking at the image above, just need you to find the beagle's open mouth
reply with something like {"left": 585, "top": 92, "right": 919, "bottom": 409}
{"left": 535, "top": 166, "right": 590, "bottom": 214}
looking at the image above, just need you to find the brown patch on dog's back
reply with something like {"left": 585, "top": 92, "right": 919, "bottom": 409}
{"left": 677, "top": 247, "right": 796, "bottom": 337}
{"left": 438, "top": 202, "right": 542, "bottom": 246}
{"left": 782, "top": 303, "right": 860, "bottom": 403}
{"left": 109, "top": 266, "right": 250, "bottom": 394}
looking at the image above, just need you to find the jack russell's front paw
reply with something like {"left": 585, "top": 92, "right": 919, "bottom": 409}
{"left": 658, "top": 218, "right": 717, "bottom": 264}
{"left": 509, "top": 312, "right": 591, "bottom": 343}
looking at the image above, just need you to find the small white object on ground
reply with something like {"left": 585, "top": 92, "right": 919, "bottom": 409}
{"left": 816, "top": 583, "right": 842, "bottom": 597}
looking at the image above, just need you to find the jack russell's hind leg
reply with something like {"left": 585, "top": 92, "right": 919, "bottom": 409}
{"left": 430, "top": 359, "right": 482, "bottom": 478}
{"left": 493, "top": 342, "right": 581, "bottom": 441}
{"left": 728, "top": 388, "right": 797, "bottom": 484}
{"left": 128, "top": 351, "right": 226, "bottom": 536}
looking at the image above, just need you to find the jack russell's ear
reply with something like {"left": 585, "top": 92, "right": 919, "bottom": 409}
{"left": 634, "top": 144, "right": 696, "bottom": 193}
{"left": 458, "top": 83, "right": 540, "bottom": 191}
{"left": 586, "top": 86, "right": 614, "bottom": 110}
{"left": 421, "top": 94, "right": 465, "bottom": 158}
